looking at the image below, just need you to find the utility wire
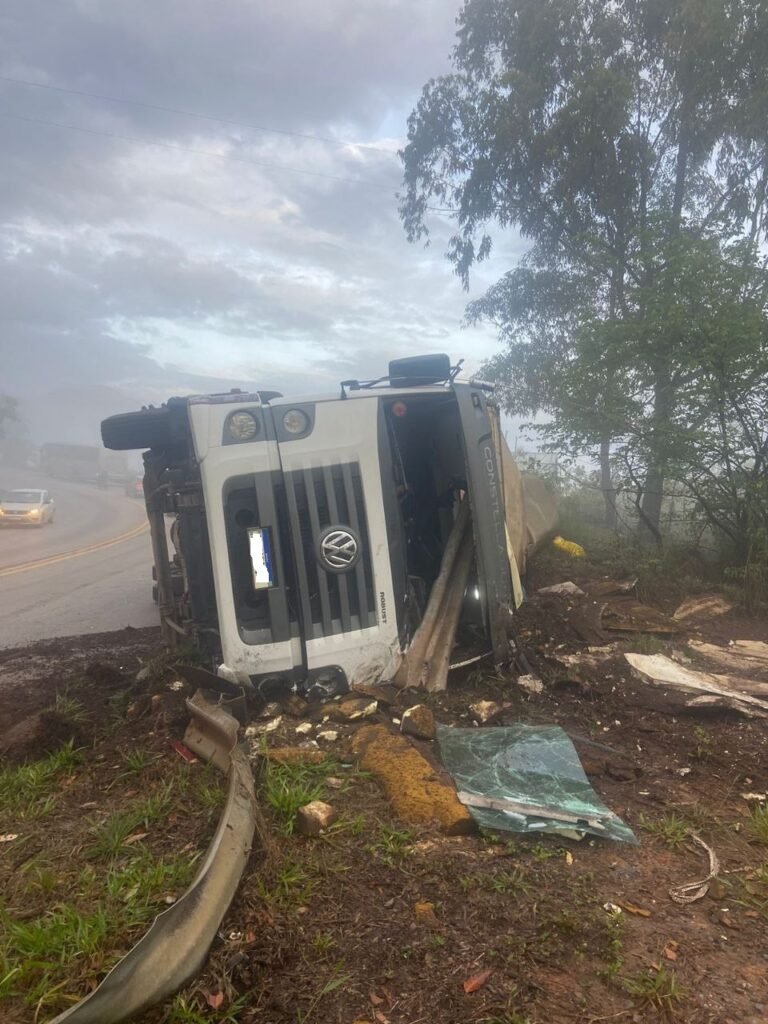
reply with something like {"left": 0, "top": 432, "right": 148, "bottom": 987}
{"left": 0, "top": 73, "right": 400, "bottom": 158}
{"left": 0, "top": 109, "right": 398, "bottom": 191}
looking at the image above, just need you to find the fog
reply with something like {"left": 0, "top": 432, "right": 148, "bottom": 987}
{"left": 0, "top": 0, "right": 524, "bottom": 448}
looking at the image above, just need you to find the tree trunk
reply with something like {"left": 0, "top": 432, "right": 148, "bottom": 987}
{"left": 599, "top": 438, "right": 617, "bottom": 531}
{"left": 639, "top": 375, "right": 672, "bottom": 547}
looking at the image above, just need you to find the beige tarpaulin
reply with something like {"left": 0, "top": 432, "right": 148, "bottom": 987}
{"left": 492, "top": 426, "right": 558, "bottom": 607}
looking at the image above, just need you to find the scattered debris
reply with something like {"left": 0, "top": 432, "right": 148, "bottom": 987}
{"left": 620, "top": 901, "right": 652, "bottom": 917}
{"left": 688, "top": 640, "right": 768, "bottom": 679}
{"left": 552, "top": 536, "right": 585, "bottom": 557}
{"left": 351, "top": 725, "right": 474, "bottom": 835}
{"left": 468, "top": 700, "right": 507, "bottom": 725}
{"left": 668, "top": 834, "right": 721, "bottom": 904}
{"left": 331, "top": 698, "right": 378, "bottom": 721}
{"left": 537, "top": 581, "right": 585, "bottom": 597}
{"left": 168, "top": 680, "right": 185, "bottom": 692}
{"left": 0, "top": 833, "right": 19, "bottom": 843}
{"left": 169, "top": 740, "right": 198, "bottom": 763}
{"left": 295, "top": 800, "right": 338, "bottom": 837}
{"left": 258, "top": 702, "right": 283, "bottom": 719}
{"left": 326, "top": 777, "right": 345, "bottom": 789}
{"left": 583, "top": 579, "right": 638, "bottom": 598}
{"left": 602, "top": 600, "right": 680, "bottom": 635}
{"left": 663, "top": 940, "right": 679, "bottom": 961}
{"left": 673, "top": 594, "right": 734, "bottom": 623}
{"left": 437, "top": 724, "right": 636, "bottom": 843}
{"left": 625, "top": 653, "right": 768, "bottom": 717}
{"left": 517, "top": 674, "right": 543, "bottom": 696}
{"left": 316, "top": 730, "right": 339, "bottom": 743}
{"left": 263, "top": 716, "right": 284, "bottom": 734}
{"left": 400, "top": 704, "right": 437, "bottom": 740}
{"left": 414, "top": 901, "right": 439, "bottom": 928}
{"left": 282, "top": 695, "right": 310, "bottom": 718}
{"left": 603, "top": 902, "right": 623, "bottom": 916}
{"left": 294, "top": 722, "right": 314, "bottom": 736}
{"left": 462, "top": 968, "right": 493, "bottom": 994}
{"left": 261, "top": 746, "right": 326, "bottom": 766}
{"left": 350, "top": 681, "right": 401, "bottom": 705}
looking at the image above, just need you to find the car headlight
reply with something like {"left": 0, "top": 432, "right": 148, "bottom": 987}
{"left": 29, "top": 508, "right": 40, "bottom": 517}
{"left": 282, "top": 409, "right": 310, "bottom": 435}
{"left": 226, "top": 411, "right": 259, "bottom": 442}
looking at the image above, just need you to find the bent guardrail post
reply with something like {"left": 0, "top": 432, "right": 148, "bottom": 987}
{"left": 49, "top": 691, "right": 257, "bottom": 1024}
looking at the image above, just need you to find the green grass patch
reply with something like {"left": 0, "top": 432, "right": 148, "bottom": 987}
{"left": 0, "top": 847, "right": 196, "bottom": 1011}
{"left": 639, "top": 812, "right": 689, "bottom": 849}
{"left": 0, "top": 742, "right": 81, "bottom": 821}
{"left": 262, "top": 758, "right": 336, "bottom": 835}
{"left": 367, "top": 823, "right": 415, "bottom": 866}
{"left": 624, "top": 965, "right": 686, "bottom": 1013}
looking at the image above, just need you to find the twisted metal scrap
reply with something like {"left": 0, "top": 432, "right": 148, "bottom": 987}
{"left": 668, "top": 833, "right": 720, "bottom": 904}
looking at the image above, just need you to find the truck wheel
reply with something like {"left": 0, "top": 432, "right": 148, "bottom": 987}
{"left": 101, "top": 407, "right": 172, "bottom": 451}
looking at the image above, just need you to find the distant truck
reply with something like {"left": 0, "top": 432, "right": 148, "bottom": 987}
{"left": 101, "top": 354, "right": 557, "bottom": 695}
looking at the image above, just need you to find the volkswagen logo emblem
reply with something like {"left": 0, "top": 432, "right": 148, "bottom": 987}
{"left": 318, "top": 526, "right": 360, "bottom": 572}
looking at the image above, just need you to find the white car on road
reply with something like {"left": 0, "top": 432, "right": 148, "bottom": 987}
{"left": 0, "top": 489, "right": 56, "bottom": 526}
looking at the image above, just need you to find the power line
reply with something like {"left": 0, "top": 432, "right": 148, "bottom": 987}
{"left": 0, "top": 109, "right": 398, "bottom": 191}
{"left": 0, "top": 73, "right": 400, "bottom": 158}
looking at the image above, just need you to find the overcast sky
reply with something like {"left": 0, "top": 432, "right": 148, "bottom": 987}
{"left": 0, "top": 0, "right": 525, "bottom": 443}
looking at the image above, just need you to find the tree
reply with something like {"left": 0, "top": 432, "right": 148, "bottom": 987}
{"left": 400, "top": 0, "right": 768, "bottom": 540}
{"left": 0, "top": 395, "right": 18, "bottom": 440}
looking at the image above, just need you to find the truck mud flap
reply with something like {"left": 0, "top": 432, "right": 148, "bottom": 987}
{"left": 49, "top": 692, "right": 258, "bottom": 1024}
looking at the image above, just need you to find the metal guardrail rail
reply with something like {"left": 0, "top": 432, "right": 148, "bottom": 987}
{"left": 49, "top": 691, "right": 258, "bottom": 1024}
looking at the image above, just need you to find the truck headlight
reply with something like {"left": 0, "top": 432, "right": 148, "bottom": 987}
{"left": 226, "top": 411, "right": 259, "bottom": 442}
{"left": 282, "top": 409, "right": 310, "bottom": 435}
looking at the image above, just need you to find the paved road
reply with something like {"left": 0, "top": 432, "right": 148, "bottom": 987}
{"left": 0, "top": 474, "right": 158, "bottom": 648}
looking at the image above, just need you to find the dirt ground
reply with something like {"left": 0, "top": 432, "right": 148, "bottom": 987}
{"left": 1, "top": 563, "right": 767, "bottom": 1024}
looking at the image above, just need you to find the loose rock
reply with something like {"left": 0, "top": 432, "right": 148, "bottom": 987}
{"left": 400, "top": 704, "right": 436, "bottom": 740}
{"left": 517, "top": 674, "right": 544, "bottom": 695}
{"left": 469, "top": 700, "right": 507, "bottom": 725}
{"left": 317, "top": 729, "right": 339, "bottom": 743}
{"left": 295, "top": 800, "right": 338, "bottom": 837}
{"left": 537, "top": 581, "right": 586, "bottom": 597}
{"left": 295, "top": 722, "right": 314, "bottom": 736}
{"left": 259, "top": 702, "right": 283, "bottom": 719}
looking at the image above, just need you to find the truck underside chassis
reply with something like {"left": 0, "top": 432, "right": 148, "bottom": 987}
{"left": 101, "top": 356, "right": 516, "bottom": 697}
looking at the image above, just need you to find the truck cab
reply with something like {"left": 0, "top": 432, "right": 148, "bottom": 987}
{"left": 102, "top": 355, "right": 529, "bottom": 695}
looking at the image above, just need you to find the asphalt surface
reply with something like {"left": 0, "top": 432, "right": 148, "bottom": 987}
{"left": 0, "top": 473, "right": 158, "bottom": 648}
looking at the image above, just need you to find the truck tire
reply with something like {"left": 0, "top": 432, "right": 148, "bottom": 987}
{"left": 101, "top": 407, "right": 172, "bottom": 451}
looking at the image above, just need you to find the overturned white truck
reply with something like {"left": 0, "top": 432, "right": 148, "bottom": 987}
{"left": 101, "top": 354, "right": 556, "bottom": 696}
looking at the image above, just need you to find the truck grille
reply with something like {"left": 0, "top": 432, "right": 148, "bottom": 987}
{"left": 283, "top": 463, "right": 376, "bottom": 638}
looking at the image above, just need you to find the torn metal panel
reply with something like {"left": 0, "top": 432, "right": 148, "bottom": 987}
{"left": 49, "top": 693, "right": 257, "bottom": 1024}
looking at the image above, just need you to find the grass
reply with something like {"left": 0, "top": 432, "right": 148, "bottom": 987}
{"left": 296, "top": 969, "right": 353, "bottom": 1024}
{"left": 262, "top": 758, "right": 336, "bottom": 835}
{"left": 53, "top": 692, "right": 90, "bottom": 726}
{"left": 747, "top": 805, "right": 768, "bottom": 846}
{"left": 624, "top": 965, "right": 686, "bottom": 1013}
{"left": 121, "top": 747, "right": 157, "bottom": 773}
{"left": 639, "top": 812, "right": 689, "bottom": 849}
{"left": 0, "top": 848, "right": 197, "bottom": 1010}
{"left": 0, "top": 742, "right": 81, "bottom": 821}
{"left": 88, "top": 787, "right": 173, "bottom": 859}
{"left": 367, "top": 823, "right": 415, "bottom": 865}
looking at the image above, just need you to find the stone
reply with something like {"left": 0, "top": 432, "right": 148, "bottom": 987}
{"left": 469, "top": 700, "right": 507, "bottom": 725}
{"left": 295, "top": 722, "right": 314, "bottom": 736}
{"left": 295, "top": 800, "right": 338, "bottom": 837}
{"left": 283, "top": 695, "right": 310, "bottom": 718}
{"left": 517, "top": 675, "right": 543, "bottom": 695}
{"left": 326, "top": 777, "right": 345, "bottom": 789}
{"left": 317, "top": 729, "right": 339, "bottom": 743}
{"left": 414, "top": 901, "right": 439, "bottom": 928}
{"left": 259, "top": 702, "right": 283, "bottom": 719}
{"left": 400, "top": 704, "right": 436, "bottom": 740}
{"left": 263, "top": 716, "right": 283, "bottom": 733}
{"left": 332, "top": 698, "right": 378, "bottom": 722}
{"left": 351, "top": 725, "right": 474, "bottom": 835}
{"left": 150, "top": 694, "right": 164, "bottom": 712}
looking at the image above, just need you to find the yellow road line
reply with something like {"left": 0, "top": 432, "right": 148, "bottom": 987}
{"left": 0, "top": 521, "right": 149, "bottom": 578}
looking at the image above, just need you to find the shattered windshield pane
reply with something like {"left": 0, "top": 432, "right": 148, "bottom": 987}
{"left": 437, "top": 724, "right": 636, "bottom": 844}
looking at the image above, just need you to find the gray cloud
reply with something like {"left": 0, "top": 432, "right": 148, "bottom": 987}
{"left": 0, "top": 0, "right": 514, "bottom": 446}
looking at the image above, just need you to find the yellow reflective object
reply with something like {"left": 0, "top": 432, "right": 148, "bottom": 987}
{"left": 552, "top": 535, "right": 586, "bottom": 558}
